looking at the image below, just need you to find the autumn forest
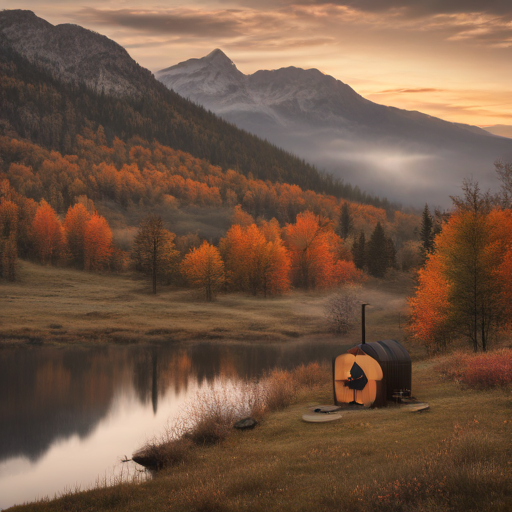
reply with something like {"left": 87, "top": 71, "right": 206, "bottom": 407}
{"left": 2, "top": 37, "right": 512, "bottom": 355}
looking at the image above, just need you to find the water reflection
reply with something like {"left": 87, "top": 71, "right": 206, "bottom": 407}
{"left": 0, "top": 341, "right": 345, "bottom": 509}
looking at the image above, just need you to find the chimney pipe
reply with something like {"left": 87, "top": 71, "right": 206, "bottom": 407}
{"left": 362, "top": 303, "right": 369, "bottom": 344}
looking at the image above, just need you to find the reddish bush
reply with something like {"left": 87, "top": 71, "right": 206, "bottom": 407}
{"left": 437, "top": 350, "right": 512, "bottom": 389}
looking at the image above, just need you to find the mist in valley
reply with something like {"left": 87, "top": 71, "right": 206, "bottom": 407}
{"left": 232, "top": 120, "right": 510, "bottom": 208}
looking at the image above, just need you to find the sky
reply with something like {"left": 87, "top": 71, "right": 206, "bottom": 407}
{"left": 5, "top": 0, "right": 512, "bottom": 128}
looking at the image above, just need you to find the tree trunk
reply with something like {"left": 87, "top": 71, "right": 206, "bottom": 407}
{"left": 152, "top": 239, "right": 157, "bottom": 294}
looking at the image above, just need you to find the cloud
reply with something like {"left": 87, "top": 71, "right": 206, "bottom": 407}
{"left": 74, "top": 7, "right": 247, "bottom": 38}
{"left": 224, "top": 35, "right": 334, "bottom": 50}
{"left": 400, "top": 101, "right": 512, "bottom": 120}
{"left": 377, "top": 88, "right": 444, "bottom": 94}
{"left": 72, "top": 5, "right": 342, "bottom": 51}
{"left": 71, "top": 3, "right": 512, "bottom": 49}
{"left": 289, "top": 0, "right": 512, "bottom": 18}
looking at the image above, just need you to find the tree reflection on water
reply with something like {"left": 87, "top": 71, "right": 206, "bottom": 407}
{"left": 0, "top": 341, "right": 343, "bottom": 464}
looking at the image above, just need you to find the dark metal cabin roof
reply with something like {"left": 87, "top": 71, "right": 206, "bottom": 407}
{"left": 356, "top": 340, "right": 411, "bottom": 363}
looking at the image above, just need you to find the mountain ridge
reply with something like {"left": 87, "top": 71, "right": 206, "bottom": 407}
{"left": 0, "top": 9, "right": 154, "bottom": 97}
{"left": 156, "top": 50, "right": 512, "bottom": 206}
{"left": 157, "top": 49, "right": 490, "bottom": 138}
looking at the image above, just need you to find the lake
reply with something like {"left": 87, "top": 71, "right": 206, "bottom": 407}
{"left": 0, "top": 341, "right": 347, "bottom": 510}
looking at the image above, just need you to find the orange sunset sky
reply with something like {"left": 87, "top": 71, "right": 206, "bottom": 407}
{"left": 7, "top": 0, "right": 512, "bottom": 129}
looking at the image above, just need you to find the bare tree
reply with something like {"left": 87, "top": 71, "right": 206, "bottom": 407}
{"left": 325, "top": 289, "right": 360, "bottom": 334}
{"left": 495, "top": 160, "right": 512, "bottom": 208}
{"left": 450, "top": 178, "right": 493, "bottom": 214}
{"left": 132, "top": 215, "right": 178, "bottom": 294}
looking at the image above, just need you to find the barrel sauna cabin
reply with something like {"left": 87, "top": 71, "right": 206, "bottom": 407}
{"left": 333, "top": 339, "right": 412, "bottom": 408}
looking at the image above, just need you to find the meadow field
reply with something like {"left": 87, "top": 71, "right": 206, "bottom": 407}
{"left": 0, "top": 261, "right": 414, "bottom": 351}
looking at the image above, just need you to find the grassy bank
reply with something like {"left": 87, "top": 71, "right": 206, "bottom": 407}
{"left": 0, "top": 261, "right": 415, "bottom": 350}
{"left": 9, "top": 357, "right": 512, "bottom": 512}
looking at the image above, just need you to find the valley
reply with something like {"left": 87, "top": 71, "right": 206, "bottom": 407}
{"left": 157, "top": 50, "right": 512, "bottom": 207}
{"left": 0, "top": 7, "right": 511, "bottom": 512}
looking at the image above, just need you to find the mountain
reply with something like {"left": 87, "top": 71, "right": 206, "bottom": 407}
{"left": 483, "top": 125, "right": 512, "bottom": 139}
{"left": 0, "top": 10, "right": 392, "bottom": 209}
{"left": 157, "top": 50, "right": 512, "bottom": 207}
{"left": 0, "top": 9, "right": 154, "bottom": 97}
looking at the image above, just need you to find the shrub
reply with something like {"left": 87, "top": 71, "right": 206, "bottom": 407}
{"left": 182, "top": 381, "right": 263, "bottom": 445}
{"left": 136, "top": 379, "right": 264, "bottom": 467}
{"left": 133, "top": 437, "right": 192, "bottom": 470}
{"left": 291, "top": 361, "right": 328, "bottom": 389}
{"left": 134, "top": 363, "right": 329, "bottom": 470}
{"left": 325, "top": 289, "right": 360, "bottom": 334}
{"left": 436, "top": 349, "right": 512, "bottom": 389}
{"left": 260, "top": 368, "right": 297, "bottom": 412}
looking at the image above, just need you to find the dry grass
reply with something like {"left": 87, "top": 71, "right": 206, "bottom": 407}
{"left": 9, "top": 356, "right": 512, "bottom": 512}
{"left": 0, "top": 261, "right": 416, "bottom": 351}
{"left": 345, "top": 421, "right": 511, "bottom": 511}
{"left": 291, "top": 361, "right": 326, "bottom": 389}
{"left": 134, "top": 363, "right": 327, "bottom": 470}
{"left": 259, "top": 369, "right": 296, "bottom": 412}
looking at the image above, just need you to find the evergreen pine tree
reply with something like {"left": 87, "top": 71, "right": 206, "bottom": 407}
{"left": 339, "top": 202, "right": 353, "bottom": 239}
{"left": 419, "top": 203, "right": 435, "bottom": 261}
{"left": 367, "top": 222, "right": 389, "bottom": 277}
{"left": 386, "top": 237, "right": 397, "bottom": 270}
{"left": 351, "top": 230, "right": 366, "bottom": 270}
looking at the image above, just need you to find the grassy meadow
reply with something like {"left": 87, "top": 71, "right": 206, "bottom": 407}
{"left": 0, "top": 261, "right": 416, "bottom": 351}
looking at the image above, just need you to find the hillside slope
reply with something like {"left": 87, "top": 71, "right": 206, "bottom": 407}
{"left": 0, "top": 9, "right": 389, "bottom": 209}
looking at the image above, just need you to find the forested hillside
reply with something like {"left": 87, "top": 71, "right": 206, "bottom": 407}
{"left": 0, "top": 32, "right": 392, "bottom": 210}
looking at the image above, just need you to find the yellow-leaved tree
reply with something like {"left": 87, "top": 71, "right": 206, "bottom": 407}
{"left": 181, "top": 241, "right": 225, "bottom": 301}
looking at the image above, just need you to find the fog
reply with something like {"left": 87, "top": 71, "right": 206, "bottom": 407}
{"left": 239, "top": 121, "right": 510, "bottom": 208}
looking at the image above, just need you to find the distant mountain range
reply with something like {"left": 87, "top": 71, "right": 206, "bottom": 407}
{"left": 157, "top": 50, "right": 512, "bottom": 207}
{"left": 2, "top": 10, "right": 510, "bottom": 208}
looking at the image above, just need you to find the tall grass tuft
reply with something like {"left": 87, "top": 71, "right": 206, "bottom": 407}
{"left": 181, "top": 381, "right": 263, "bottom": 445}
{"left": 260, "top": 369, "right": 296, "bottom": 412}
{"left": 292, "top": 361, "right": 327, "bottom": 389}
{"left": 135, "top": 362, "right": 329, "bottom": 469}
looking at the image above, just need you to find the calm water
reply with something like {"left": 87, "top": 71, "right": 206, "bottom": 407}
{"left": 0, "top": 341, "right": 346, "bottom": 510}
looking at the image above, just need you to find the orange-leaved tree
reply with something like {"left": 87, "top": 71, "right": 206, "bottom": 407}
{"left": 84, "top": 214, "right": 113, "bottom": 271}
{"left": 334, "top": 260, "right": 364, "bottom": 285}
{"left": 284, "top": 211, "right": 341, "bottom": 289}
{"left": 409, "top": 193, "right": 512, "bottom": 352}
{"left": 132, "top": 215, "right": 179, "bottom": 293}
{"left": 408, "top": 254, "right": 452, "bottom": 353}
{"left": 31, "top": 199, "right": 64, "bottom": 264}
{"left": 231, "top": 204, "right": 254, "bottom": 227}
{"left": 0, "top": 199, "right": 19, "bottom": 280}
{"left": 64, "top": 203, "right": 91, "bottom": 268}
{"left": 181, "top": 241, "right": 225, "bottom": 301}
{"left": 260, "top": 219, "right": 291, "bottom": 296}
{"left": 220, "top": 221, "right": 291, "bottom": 296}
